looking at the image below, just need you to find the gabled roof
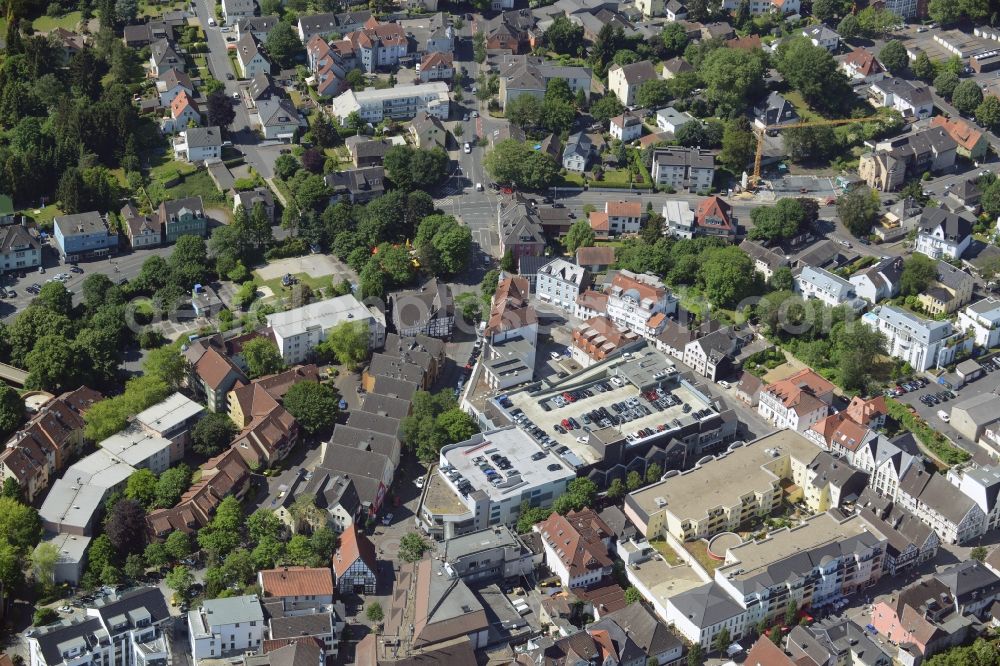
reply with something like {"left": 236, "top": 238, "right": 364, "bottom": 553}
{"left": 576, "top": 246, "right": 615, "bottom": 267}
{"left": 762, "top": 368, "right": 835, "bottom": 415}
{"left": 695, "top": 195, "right": 734, "bottom": 231}
{"left": 194, "top": 346, "right": 247, "bottom": 391}
{"left": 930, "top": 115, "right": 984, "bottom": 152}
{"left": 159, "top": 68, "right": 193, "bottom": 92}
{"left": 170, "top": 91, "right": 198, "bottom": 119}
{"left": 843, "top": 47, "right": 884, "bottom": 77}
{"left": 259, "top": 567, "right": 334, "bottom": 599}
{"left": 332, "top": 524, "right": 377, "bottom": 578}
{"left": 537, "top": 508, "right": 613, "bottom": 577}
{"left": 611, "top": 59, "right": 657, "bottom": 86}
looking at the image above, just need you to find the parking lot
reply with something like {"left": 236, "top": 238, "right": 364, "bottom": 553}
{"left": 505, "top": 363, "right": 716, "bottom": 467}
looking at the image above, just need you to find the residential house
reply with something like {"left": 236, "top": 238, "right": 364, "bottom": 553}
{"left": 931, "top": 114, "right": 989, "bottom": 162}
{"left": 408, "top": 110, "right": 447, "bottom": 150}
{"left": 156, "top": 68, "right": 194, "bottom": 108}
{"left": 793, "top": 265, "right": 865, "bottom": 310}
{"left": 164, "top": 91, "right": 201, "bottom": 134}
{"left": 636, "top": 0, "right": 665, "bottom": 17}
{"left": 498, "top": 199, "right": 546, "bottom": 260}
{"left": 754, "top": 91, "right": 798, "bottom": 130}
{"left": 422, "top": 13, "right": 453, "bottom": 51}
{"left": 662, "top": 200, "right": 695, "bottom": 238}
{"left": 189, "top": 595, "right": 265, "bottom": 662}
{"left": 694, "top": 196, "right": 737, "bottom": 238}
{"left": 563, "top": 132, "right": 593, "bottom": 172}
{"left": 787, "top": 620, "right": 892, "bottom": 666}
{"left": 53, "top": 212, "right": 118, "bottom": 262}
{"left": 917, "top": 261, "right": 973, "bottom": 316}
{"left": 655, "top": 106, "right": 696, "bottom": 134}
{"left": 482, "top": 276, "right": 538, "bottom": 390}
{"left": 339, "top": 19, "right": 408, "bottom": 73}
{"left": 345, "top": 136, "right": 390, "bottom": 167}
{"left": 575, "top": 289, "right": 609, "bottom": 320}
{"left": 391, "top": 279, "right": 454, "bottom": 338}
{"left": 860, "top": 127, "right": 957, "bottom": 192}
{"left": 958, "top": 297, "right": 1000, "bottom": 348}
{"left": 802, "top": 24, "right": 840, "bottom": 52}
{"left": 660, "top": 56, "right": 693, "bottom": 79}
{"left": 607, "top": 269, "right": 677, "bottom": 339}
{"left": 594, "top": 199, "right": 643, "bottom": 235}
{"left": 185, "top": 344, "right": 248, "bottom": 412}
{"left": 950, "top": 395, "right": 1000, "bottom": 446}
{"left": 227, "top": 365, "right": 319, "bottom": 429}
{"left": 297, "top": 10, "right": 374, "bottom": 42}
{"left": 609, "top": 113, "right": 642, "bottom": 142}
{"left": 236, "top": 34, "right": 271, "bottom": 79}
{"left": 587, "top": 602, "right": 684, "bottom": 665}
{"left": 740, "top": 239, "right": 788, "bottom": 281}
{"left": 306, "top": 35, "right": 348, "bottom": 97}
{"left": 664, "top": 0, "right": 688, "bottom": 19}
{"left": 650, "top": 147, "right": 715, "bottom": 192}
{"left": 857, "top": 492, "right": 939, "bottom": 575}
{"left": 418, "top": 51, "right": 453, "bottom": 82}
{"left": 608, "top": 60, "right": 658, "bottom": 106}
{"left": 870, "top": 577, "right": 974, "bottom": 659}
{"left": 233, "top": 187, "right": 275, "bottom": 224}
{"left": 757, "top": 368, "right": 835, "bottom": 431}
{"left": 483, "top": 10, "right": 538, "bottom": 55}
{"left": 251, "top": 97, "right": 303, "bottom": 141}
{"left": 294, "top": 469, "right": 361, "bottom": 534}
{"left": 47, "top": 28, "right": 86, "bottom": 63}
{"left": 536, "top": 509, "right": 614, "bottom": 589}
{"left": 576, "top": 246, "right": 615, "bottom": 272}
{"left": 571, "top": 316, "right": 639, "bottom": 367}
{"left": 840, "top": 47, "right": 886, "bottom": 84}
{"left": 149, "top": 39, "right": 182, "bottom": 77}
{"left": 682, "top": 324, "right": 752, "bottom": 381}
{"left": 330, "top": 82, "right": 450, "bottom": 124}
{"left": 259, "top": 566, "right": 334, "bottom": 610}
{"left": 236, "top": 16, "right": 279, "bottom": 42}
{"left": 157, "top": 196, "right": 207, "bottom": 243}
{"left": 914, "top": 207, "right": 973, "bottom": 260}
{"left": 947, "top": 463, "right": 1000, "bottom": 532}
{"left": 496, "top": 55, "right": 592, "bottom": 109}
{"left": 850, "top": 255, "right": 904, "bottom": 303}
{"left": 0, "top": 224, "right": 41, "bottom": 273}
{"left": 536, "top": 258, "right": 587, "bottom": 312}
{"left": 266, "top": 295, "right": 385, "bottom": 364}
{"left": 174, "top": 126, "right": 223, "bottom": 163}
{"left": 332, "top": 525, "right": 377, "bottom": 594}
{"left": 221, "top": 0, "right": 254, "bottom": 24}
{"left": 869, "top": 77, "right": 933, "bottom": 120}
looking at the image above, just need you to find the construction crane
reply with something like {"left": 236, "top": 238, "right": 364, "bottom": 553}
{"left": 750, "top": 115, "right": 882, "bottom": 190}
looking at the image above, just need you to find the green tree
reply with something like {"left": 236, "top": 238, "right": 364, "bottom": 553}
{"left": 35, "top": 281, "right": 73, "bottom": 316}
{"left": 879, "top": 40, "right": 908, "bottom": 76}
{"left": 565, "top": 219, "right": 596, "bottom": 253}
{"left": 283, "top": 382, "right": 338, "bottom": 435}
{"left": 382, "top": 145, "right": 449, "bottom": 193}
{"left": 144, "top": 542, "right": 169, "bottom": 568}
{"left": 970, "top": 545, "right": 988, "bottom": 561}
{"left": 125, "top": 469, "right": 158, "bottom": 509}
{"left": 933, "top": 70, "right": 960, "bottom": 100}
{"left": 769, "top": 626, "right": 782, "bottom": 644}
{"left": 776, "top": 37, "right": 853, "bottom": 114}
{"left": 713, "top": 627, "right": 731, "bottom": 653}
{"left": 165, "top": 565, "right": 194, "bottom": 600}
{"left": 624, "top": 586, "right": 642, "bottom": 604}
{"left": 366, "top": 601, "right": 384, "bottom": 624}
{"left": 31, "top": 541, "right": 59, "bottom": 586}
{"left": 953, "top": 79, "right": 984, "bottom": 115}
{"left": 698, "top": 246, "right": 759, "bottom": 308}
{"left": 1, "top": 477, "right": 19, "bottom": 500}
{"left": 783, "top": 125, "right": 840, "bottom": 163}
{"left": 645, "top": 463, "right": 662, "bottom": 485}
{"left": 0, "top": 497, "right": 41, "bottom": 553}
{"left": 265, "top": 21, "right": 305, "bottom": 68}
{"left": 198, "top": 496, "right": 243, "bottom": 563}
{"left": 155, "top": 464, "right": 192, "bottom": 509}
{"left": 900, "top": 253, "right": 939, "bottom": 296}
{"left": 812, "top": 0, "right": 851, "bottom": 20}
{"left": 719, "top": 118, "right": 756, "bottom": 172}
{"left": 247, "top": 509, "right": 283, "bottom": 545}
{"left": 929, "top": 0, "right": 963, "bottom": 24}
{"left": 399, "top": 532, "right": 429, "bottom": 563}
{"left": 770, "top": 266, "right": 794, "bottom": 291}
{"left": 832, "top": 320, "right": 886, "bottom": 392}
{"left": 699, "top": 46, "right": 766, "bottom": 115}
{"left": 837, "top": 14, "right": 860, "bottom": 40}
{"left": 319, "top": 320, "right": 370, "bottom": 370}
{"left": 516, "top": 502, "right": 551, "bottom": 533}
{"left": 837, "top": 186, "right": 880, "bottom": 237}
{"left": 976, "top": 95, "right": 1000, "bottom": 130}
{"left": 483, "top": 140, "right": 559, "bottom": 190}
{"left": 545, "top": 16, "right": 583, "bottom": 55}
{"left": 169, "top": 235, "right": 209, "bottom": 288}
{"left": 0, "top": 382, "right": 23, "bottom": 442}
{"left": 33, "top": 607, "right": 59, "bottom": 626}
{"left": 242, "top": 337, "right": 285, "bottom": 379}
{"left": 192, "top": 413, "right": 238, "bottom": 457}
{"left": 626, "top": 470, "right": 642, "bottom": 491}
{"left": 274, "top": 153, "right": 300, "bottom": 180}
{"left": 606, "top": 477, "right": 625, "bottom": 500}
{"left": 912, "top": 52, "right": 935, "bottom": 81}
{"left": 687, "top": 643, "right": 704, "bottom": 666}
{"left": 749, "top": 198, "right": 806, "bottom": 242}
{"left": 124, "top": 553, "right": 145, "bottom": 580}
{"left": 636, "top": 79, "right": 672, "bottom": 110}
{"left": 590, "top": 95, "right": 624, "bottom": 124}
{"left": 106, "top": 498, "right": 146, "bottom": 554}
{"left": 553, "top": 477, "right": 598, "bottom": 514}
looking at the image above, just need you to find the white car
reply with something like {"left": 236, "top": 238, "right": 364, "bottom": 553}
{"left": 717, "top": 380, "right": 731, "bottom": 389}
{"left": 550, "top": 351, "right": 561, "bottom": 360}
{"left": 475, "top": 182, "right": 483, "bottom": 191}
{"left": 232, "top": 92, "right": 240, "bottom": 99}
{"left": 208, "top": 17, "right": 216, "bottom": 26}
{"left": 938, "top": 410, "right": 950, "bottom": 423}
{"left": 575, "top": 436, "right": 587, "bottom": 443}
{"left": 839, "top": 239, "right": 852, "bottom": 248}
{"left": 463, "top": 142, "right": 471, "bottom": 154}
{"left": 414, "top": 477, "right": 424, "bottom": 489}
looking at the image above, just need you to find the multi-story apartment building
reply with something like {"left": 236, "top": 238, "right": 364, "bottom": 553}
{"left": 665, "top": 511, "right": 886, "bottom": 650}
{"left": 958, "top": 297, "right": 1000, "bottom": 348}
{"left": 189, "top": 595, "right": 265, "bottom": 663}
{"left": 53, "top": 212, "right": 118, "bottom": 262}
{"left": 914, "top": 208, "right": 972, "bottom": 261}
{"left": 896, "top": 466, "right": 986, "bottom": 544}
{"left": 608, "top": 60, "right": 658, "bottom": 106}
{"left": 340, "top": 20, "right": 407, "bottom": 73}
{"left": 442, "top": 525, "right": 537, "bottom": 584}
{"left": 28, "top": 588, "right": 172, "bottom": 666}
{"left": 496, "top": 54, "right": 591, "bottom": 109}
{"left": 536, "top": 509, "right": 614, "bottom": 588}
{"left": 793, "top": 265, "right": 864, "bottom": 310}
{"left": 606, "top": 269, "right": 677, "bottom": 339}
{"left": 535, "top": 258, "right": 587, "bottom": 312}
{"left": 862, "top": 305, "right": 970, "bottom": 372}
{"left": 157, "top": 196, "right": 207, "bottom": 243}
{"left": 330, "top": 82, "right": 450, "bottom": 124}
{"left": 650, "top": 147, "right": 715, "bottom": 192}
{"left": 917, "top": 261, "right": 973, "bottom": 316}
{"left": 757, "top": 368, "right": 835, "bottom": 432}
{"left": 266, "top": 295, "right": 385, "bottom": 364}
{"left": 946, "top": 463, "right": 1000, "bottom": 533}
{"left": 391, "top": 279, "right": 454, "bottom": 338}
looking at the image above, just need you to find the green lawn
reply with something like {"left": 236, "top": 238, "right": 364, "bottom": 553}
{"left": 23, "top": 204, "right": 63, "bottom": 232}
{"left": 255, "top": 273, "right": 334, "bottom": 302}
{"left": 32, "top": 11, "right": 82, "bottom": 32}
{"left": 782, "top": 90, "right": 820, "bottom": 123}
{"left": 148, "top": 151, "right": 199, "bottom": 184}
{"left": 649, "top": 539, "right": 683, "bottom": 566}
{"left": 683, "top": 540, "right": 724, "bottom": 574}
{"left": 139, "top": 0, "right": 187, "bottom": 19}
{"left": 163, "top": 169, "right": 224, "bottom": 203}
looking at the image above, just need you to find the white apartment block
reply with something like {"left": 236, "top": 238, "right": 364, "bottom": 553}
{"left": 606, "top": 269, "right": 678, "bottom": 339}
{"left": 663, "top": 200, "right": 694, "bottom": 238}
{"left": 650, "top": 147, "right": 715, "bottom": 192}
{"left": 793, "top": 265, "right": 863, "bottom": 309}
{"left": 722, "top": 0, "right": 800, "bottom": 14}
{"left": 189, "top": 595, "right": 265, "bottom": 663}
{"left": 535, "top": 258, "right": 587, "bottom": 312}
{"left": 947, "top": 464, "right": 1000, "bottom": 532}
{"left": 266, "top": 295, "right": 386, "bottom": 364}
{"left": 757, "top": 369, "right": 834, "bottom": 433}
{"left": 958, "top": 298, "right": 1000, "bottom": 348}
{"left": 862, "top": 305, "right": 969, "bottom": 372}
{"left": 330, "top": 82, "right": 450, "bottom": 124}
{"left": 896, "top": 467, "right": 986, "bottom": 544}
{"left": 28, "top": 588, "right": 172, "bottom": 666}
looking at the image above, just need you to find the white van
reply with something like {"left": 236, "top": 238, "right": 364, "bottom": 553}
{"left": 938, "top": 410, "right": 950, "bottom": 422}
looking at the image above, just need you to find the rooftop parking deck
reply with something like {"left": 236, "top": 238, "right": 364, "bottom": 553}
{"left": 503, "top": 365, "right": 716, "bottom": 467}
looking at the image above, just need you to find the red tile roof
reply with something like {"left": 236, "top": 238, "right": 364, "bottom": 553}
{"left": 259, "top": 566, "right": 334, "bottom": 599}
{"left": 605, "top": 200, "right": 642, "bottom": 218}
{"left": 332, "top": 524, "right": 378, "bottom": 579}
{"left": 538, "top": 509, "right": 613, "bottom": 579}
{"left": 589, "top": 211, "right": 610, "bottom": 232}
{"left": 930, "top": 115, "right": 984, "bottom": 152}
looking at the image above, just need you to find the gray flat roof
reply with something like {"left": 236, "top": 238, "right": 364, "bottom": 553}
{"left": 200, "top": 595, "right": 264, "bottom": 626}
{"left": 444, "top": 525, "right": 521, "bottom": 561}
{"left": 136, "top": 392, "right": 204, "bottom": 432}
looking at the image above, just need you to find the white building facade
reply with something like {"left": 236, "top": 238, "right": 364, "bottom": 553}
{"left": 535, "top": 258, "right": 587, "bottom": 312}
